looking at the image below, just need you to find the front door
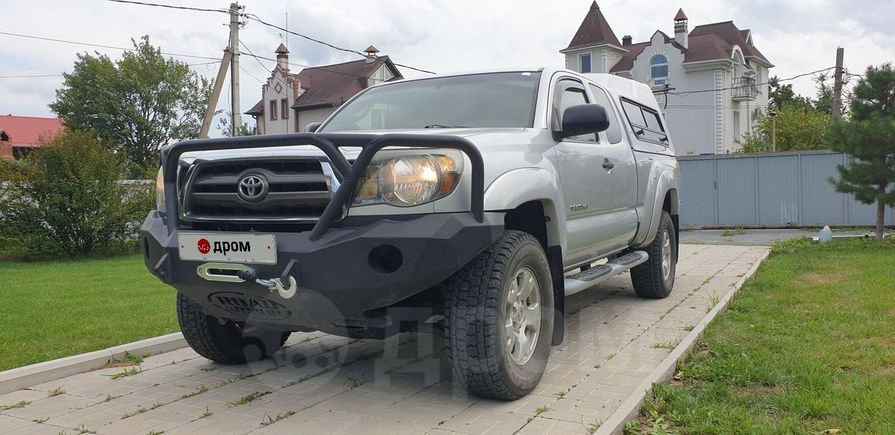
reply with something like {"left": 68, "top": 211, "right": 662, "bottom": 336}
{"left": 553, "top": 78, "right": 638, "bottom": 265}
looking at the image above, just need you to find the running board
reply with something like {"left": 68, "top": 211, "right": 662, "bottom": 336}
{"left": 564, "top": 251, "right": 649, "bottom": 296}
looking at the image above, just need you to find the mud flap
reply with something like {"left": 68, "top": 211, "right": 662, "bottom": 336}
{"left": 547, "top": 246, "right": 564, "bottom": 345}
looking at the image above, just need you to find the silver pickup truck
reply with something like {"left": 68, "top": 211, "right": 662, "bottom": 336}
{"left": 141, "top": 68, "right": 681, "bottom": 400}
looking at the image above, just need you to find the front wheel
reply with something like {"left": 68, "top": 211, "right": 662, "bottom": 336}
{"left": 177, "top": 293, "right": 290, "bottom": 364}
{"left": 445, "top": 230, "right": 554, "bottom": 400}
{"left": 631, "top": 211, "right": 677, "bottom": 298}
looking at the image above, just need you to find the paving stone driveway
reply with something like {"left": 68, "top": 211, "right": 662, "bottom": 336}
{"left": 0, "top": 245, "right": 767, "bottom": 435}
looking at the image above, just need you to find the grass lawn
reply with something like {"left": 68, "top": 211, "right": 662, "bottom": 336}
{"left": 0, "top": 254, "right": 177, "bottom": 371}
{"left": 630, "top": 239, "right": 895, "bottom": 434}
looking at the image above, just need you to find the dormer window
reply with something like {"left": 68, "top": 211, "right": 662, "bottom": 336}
{"left": 579, "top": 53, "right": 592, "bottom": 73}
{"left": 650, "top": 55, "right": 669, "bottom": 86}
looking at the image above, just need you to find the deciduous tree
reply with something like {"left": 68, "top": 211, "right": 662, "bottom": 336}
{"left": 51, "top": 36, "right": 211, "bottom": 177}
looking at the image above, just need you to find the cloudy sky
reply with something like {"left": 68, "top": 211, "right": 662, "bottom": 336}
{"left": 2, "top": 0, "right": 892, "bottom": 132}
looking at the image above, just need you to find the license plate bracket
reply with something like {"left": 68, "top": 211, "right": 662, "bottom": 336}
{"left": 178, "top": 232, "right": 277, "bottom": 265}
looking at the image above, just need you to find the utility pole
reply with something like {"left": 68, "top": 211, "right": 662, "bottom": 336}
{"left": 832, "top": 47, "right": 844, "bottom": 121}
{"left": 199, "top": 50, "right": 232, "bottom": 138}
{"left": 228, "top": 2, "right": 241, "bottom": 136}
{"left": 770, "top": 111, "right": 778, "bottom": 152}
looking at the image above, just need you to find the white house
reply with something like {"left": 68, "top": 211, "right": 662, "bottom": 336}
{"left": 561, "top": 2, "right": 774, "bottom": 155}
{"left": 246, "top": 44, "right": 403, "bottom": 134}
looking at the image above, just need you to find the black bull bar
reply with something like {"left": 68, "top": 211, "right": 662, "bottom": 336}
{"left": 161, "top": 132, "right": 485, "bottom": 238}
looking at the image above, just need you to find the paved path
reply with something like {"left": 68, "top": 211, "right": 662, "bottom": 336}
{"left": 0, "top": 245, "right": 767, "bottom": 435}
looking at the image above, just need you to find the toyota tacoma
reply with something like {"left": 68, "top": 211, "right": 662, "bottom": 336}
{"left": 141, "top": 68, "right": 681, "bottom": 400}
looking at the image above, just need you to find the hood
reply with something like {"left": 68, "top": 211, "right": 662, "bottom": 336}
{"left": 182, "top": 128, "right": 538, "bottom": 163}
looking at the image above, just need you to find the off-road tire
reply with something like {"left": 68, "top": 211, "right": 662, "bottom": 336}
{"left": 177, "top": 292, "right": 290, "bottom": 364}
{"left": 631, "top": 211, "right": 676, "bottom": 299}
{"left": 445, "top": 230, "right": 554, "bottom": 400}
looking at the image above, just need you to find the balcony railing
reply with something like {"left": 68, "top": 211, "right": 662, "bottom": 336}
{"left": 732, "top": 77, "right": 760, "bottom": 100}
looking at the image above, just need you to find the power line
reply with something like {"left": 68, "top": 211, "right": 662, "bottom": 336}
{"left": 188, "top": 60, "right": 221, "bottom": 67}
{"left": 239, "top": 39, "right": 272, "bottom": 71}
{"left": 102, "top": 3, "right": 438, "bottom": 75}
{"left": 391, "top": 62, "right": 436, "bottom": 75}
{"left": 106, "top": 0, "right": 227, "bottom": 14}
{"left": 244, "top": 13, "right": 437, "bottom": 75}
{"left": 0, "top": 60, "right": 218, "bottom": 80}
{"left": 238, "top": 43, "right": 370, "bottom": 80}
{"left": 239, "top": 65, "right": 265, "bottom": 84}
{"left": 0, "top": 31, "right": 220, "bottom": 61}
{"left": 0, "top": 74, "right": 63, "bottom": 79}
{"left": 670, "top": 67, "right": 837, "bottom": 97}
{"left": 244, "top": 13, "right": 366, "bottom": 57}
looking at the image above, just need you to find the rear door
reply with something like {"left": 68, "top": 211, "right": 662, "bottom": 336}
{"left": 553, "top": 78, "right": 638, "bottom": 265}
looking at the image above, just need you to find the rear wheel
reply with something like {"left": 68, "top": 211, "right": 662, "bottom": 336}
{"left": 631, "top": 211, "right": 676, "bottom": 299}
{"left": 177, "top": 293, "right": 290, "bottom": 364}
{"left": 445, "top": 230, "right": 554, "bottom": 400}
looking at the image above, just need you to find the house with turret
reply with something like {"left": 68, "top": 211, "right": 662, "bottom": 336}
{"left": 246, "top": 44, "right": 403, "bottom": 134}
{"left": 561, "top": 2, "right": 773, "bottom": 155}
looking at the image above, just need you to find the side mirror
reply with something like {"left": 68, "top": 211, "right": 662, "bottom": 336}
{"left": 558, "top": 104, "right": 610, "bottom": 139}
{"left": 305, "top": 122, "right": 322, "bottom": 133}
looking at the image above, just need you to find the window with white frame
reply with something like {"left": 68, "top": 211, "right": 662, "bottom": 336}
{"left": 368, "top": 65, "right": 395, "bottom": 86}
{"left": 650, "top": 55, "right": 669, "bottom": 86}
{"left": 579, "top": 53, "right": 592, "bottom": 73}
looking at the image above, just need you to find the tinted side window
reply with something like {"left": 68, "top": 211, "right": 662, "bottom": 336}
{"left": 589, "top": 85, "right": 623, "bottom": 144}
{"left": 555, "top": 83, "right": 596, "bottom": 143}
{"left": 621, "top": 99, "right": 667, "bottom": 145}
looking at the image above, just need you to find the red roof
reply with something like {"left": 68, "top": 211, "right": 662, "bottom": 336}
{"left": 0, "top": 115, "right": 65, "bottom": 147}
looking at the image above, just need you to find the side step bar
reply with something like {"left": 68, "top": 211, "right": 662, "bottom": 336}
{"left": 564, "top": 251, "right": 649, "bottom": 296}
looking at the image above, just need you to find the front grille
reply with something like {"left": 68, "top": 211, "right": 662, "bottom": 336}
{"left": 181, "top": 158, "right": 332, "bottom": 224}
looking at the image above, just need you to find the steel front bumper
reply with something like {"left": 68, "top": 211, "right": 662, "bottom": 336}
{"left": 141, "top": 211, "right": 503, "bottom": 334}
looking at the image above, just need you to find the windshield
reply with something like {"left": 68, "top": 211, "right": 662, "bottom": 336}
{"left": 320, "top": 72, "right": 541, "bottom": 132}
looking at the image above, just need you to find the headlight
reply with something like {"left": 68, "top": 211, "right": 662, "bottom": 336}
{"left": 353, "top": 150, "right": 464, "bottom": 207}
{"left": 155, "top": 167, "right": 166, "bottom": 214}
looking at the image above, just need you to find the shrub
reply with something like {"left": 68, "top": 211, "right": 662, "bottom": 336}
{"left": 0, "top": 130, "right": 153, "bottom": 259}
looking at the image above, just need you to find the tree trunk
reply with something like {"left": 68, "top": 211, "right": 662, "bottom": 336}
{"left": 876, "top": 184, "right": 886, "bottom": 243}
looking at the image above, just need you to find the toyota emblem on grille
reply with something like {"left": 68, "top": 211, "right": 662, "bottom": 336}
{"left": 237, "top": 173, "right": 269, "bottom": 203}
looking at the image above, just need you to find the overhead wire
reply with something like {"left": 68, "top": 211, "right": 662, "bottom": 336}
{"left": 106, "top": 0, "right": 227, "bottom": 14}
{"left": 670, "top": 67, "right": 837, "bottom": 97}
{"left": 101, "top": 1, "right": 437, "bottom": 75}
{"left": 243, "top": 13, "right": 436, "bottom": 75}
{"left": 0, "top": 74, "right": 64, "bottom": 79}
{"left": 0, "top": 31, "right": 220, "bottom": 61}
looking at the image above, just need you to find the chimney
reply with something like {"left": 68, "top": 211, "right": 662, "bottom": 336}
{"left": 622, "top": 35, "right": 632, "bottom": 46}
{"left": 275, "top": 43, "right": 290, "bottom": 71}
{"left": 674, "top": 8, "right": 688, "bottom": 48}
{"left": 364, "top": 45, "right": 380, "bottom": 64}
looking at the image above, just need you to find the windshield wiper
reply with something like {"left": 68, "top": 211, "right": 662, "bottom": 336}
{"left": 423, "top": 124, "right": 467, "bottom": 129}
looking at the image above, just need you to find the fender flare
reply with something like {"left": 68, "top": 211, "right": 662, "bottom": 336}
{"left": 484, "top": 168, "right": 568, "bottom": 345}
{"left": 484, "top": 167, "right": 567, "bottom": 252}
{"left": 634, "top": 168, "right": 680, "bottom": 247}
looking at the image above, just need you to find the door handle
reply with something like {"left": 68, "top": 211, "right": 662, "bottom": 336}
{"left": 602, "top": 158, "right": 614, "bottom": 170}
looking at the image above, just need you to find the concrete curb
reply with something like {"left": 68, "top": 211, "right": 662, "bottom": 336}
{"left": 0, "top": 332, "right": 186, "bottom": 395}
{"left": 596, "top": 249, "right": 771, "bottom": 435}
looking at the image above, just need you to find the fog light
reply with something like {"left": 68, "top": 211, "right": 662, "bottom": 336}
{"left": 368, "top": 245, "right": 403, "bottom": 274}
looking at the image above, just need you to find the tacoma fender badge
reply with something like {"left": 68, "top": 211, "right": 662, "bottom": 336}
{"left": 570, "top": 203, "right": 588, "bottom": 211}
